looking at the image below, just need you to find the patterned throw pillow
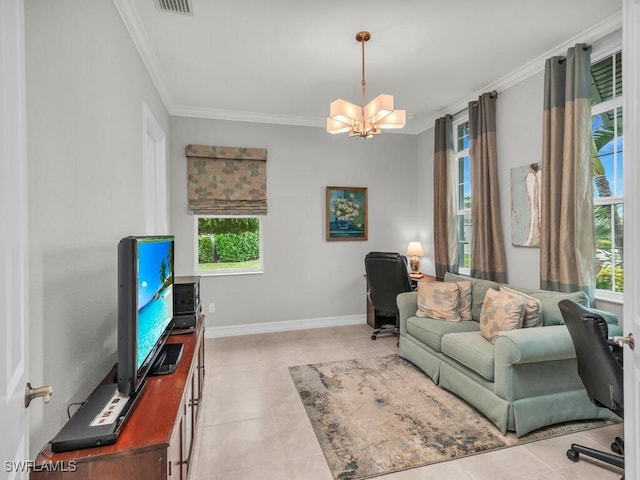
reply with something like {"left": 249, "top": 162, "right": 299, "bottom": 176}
{"left": 456, "top": 281, "right": 472, "bottom": 321}
{"left": 479, "top": 288, "right": 526, "bottom": 343}
{"left": 416, "top": 282, "right": 461, "bottom": 322}
{"left": 499, "top": 285, "right": 543, "bottom": 328}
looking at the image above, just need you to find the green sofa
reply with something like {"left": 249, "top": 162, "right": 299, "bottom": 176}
{"left": 397, "top": 272, "right": 621, "bottom": 437}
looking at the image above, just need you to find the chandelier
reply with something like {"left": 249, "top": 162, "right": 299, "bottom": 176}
{"left": 327, "top": 31, "right": 406, "bottom": 138}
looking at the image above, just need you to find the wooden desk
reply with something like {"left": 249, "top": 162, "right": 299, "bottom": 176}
{"left": 32, "top": 316, "right": 205, "bottom": 480}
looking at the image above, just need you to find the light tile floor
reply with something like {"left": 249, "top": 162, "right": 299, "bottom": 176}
{"left": 190, "top": 324, "right": 624, "bottom": 480}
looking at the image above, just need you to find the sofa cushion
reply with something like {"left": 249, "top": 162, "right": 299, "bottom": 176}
{"left": 407, "top": 316, "right": 479, "bottom": 352}
{"left": 416, "top": 281, "right": 461, "bottom": 321}
{"left": 444, "top": 272, "right": 500, "bottom": 321}
{"left": 441, "top": 331, "right": 496, "bottom": 381}
{"left": 499, "top": 285, "right": 543, "bottom": 328}
{"left": 529, "top": 290, "right": 589, "bottom": 326}
{"left": 479, "top": 288, "right": 526, "bottom": 343}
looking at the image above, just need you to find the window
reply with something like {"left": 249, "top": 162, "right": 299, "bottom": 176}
{"left": 454, "top": 117, "right": 471, "bottom": 274}
{"left": 195, "top": 216, "right": 264, "bottom": 275}
{"left": 591, "top": 50, "right": 623, "bottom": 297}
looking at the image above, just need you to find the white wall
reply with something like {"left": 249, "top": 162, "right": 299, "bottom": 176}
{"left": 25, "top": 0, "right": 170, "bottom": 457}
{"left": 170, "top": 117, "right": 418, "bottom": 330}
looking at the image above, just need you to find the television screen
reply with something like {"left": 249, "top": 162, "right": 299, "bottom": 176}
{"left": 136, "top": 238, "right": 174, "bottom": 369}
{"left": 118, "top": 235, "right": 175, "bottom": 396}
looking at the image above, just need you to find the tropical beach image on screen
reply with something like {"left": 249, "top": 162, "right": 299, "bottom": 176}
{"left": 137, "top": 239, "right": 174, "bottom": 369}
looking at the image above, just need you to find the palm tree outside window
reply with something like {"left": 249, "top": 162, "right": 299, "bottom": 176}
{"left": 591, "top": 50, "right": 623, "bottom": 296}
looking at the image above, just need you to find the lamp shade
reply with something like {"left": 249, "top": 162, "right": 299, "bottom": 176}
{"left": 406, "top": 242, "right": 424, "bottom": 257}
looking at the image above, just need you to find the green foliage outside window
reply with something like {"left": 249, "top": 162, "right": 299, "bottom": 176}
{"left": 213, "top": 231, "right": 259, "bottom": 262}
{"left": 198, "top": 236, "right": 214, "bottom": 263}
{"left": 197, "top": 217, "right": 261, "bottom": 271}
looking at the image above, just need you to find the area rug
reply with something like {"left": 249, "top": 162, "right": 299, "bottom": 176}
{"left": 289, "top": 354, "right": 617, "bottom": 480}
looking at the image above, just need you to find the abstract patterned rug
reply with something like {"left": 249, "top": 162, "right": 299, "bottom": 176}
{"left": 289, "top": 354, "right": 616, "bottom": 480}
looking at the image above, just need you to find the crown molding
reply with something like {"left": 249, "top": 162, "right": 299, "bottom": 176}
{"left": 113, "top": 2, "right": 621, "bottom": 135}
{"left": 170, "top": 104, "right": 323, "bottom": 128}
{"left": 112, "top": 0, "right": 174, "bottom": 113}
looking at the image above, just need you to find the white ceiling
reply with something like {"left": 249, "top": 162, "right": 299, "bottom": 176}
{"left": 113, "top": 0, "right": 622, "bottom": 134}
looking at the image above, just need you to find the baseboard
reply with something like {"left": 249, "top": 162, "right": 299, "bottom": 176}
{"left": 204, "top": 314, "right": 367, "bottom": 338}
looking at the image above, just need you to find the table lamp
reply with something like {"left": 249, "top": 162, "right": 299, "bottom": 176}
{"left": 406, "top": 242, "right": 424, "bottom": 275}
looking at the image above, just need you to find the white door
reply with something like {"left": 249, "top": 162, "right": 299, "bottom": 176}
{"left": 0, "top": 0, "right": 30, "bottom": 477}
{"left": 143, "top": 103, "right": 168, "bottom": 235}
{"left": 623, "top": 0, "right": 640, "bottom": 478}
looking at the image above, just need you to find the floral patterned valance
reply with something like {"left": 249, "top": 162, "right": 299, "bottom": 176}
{"left": 186, "top": 144, "right": 267, "bottom": 215}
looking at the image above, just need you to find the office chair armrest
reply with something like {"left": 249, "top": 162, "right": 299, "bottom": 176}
{"left": 397, "top": 291, "right": 418, "bottom": 337}
{"left": 607, "top": 338, "right": 624, "bottom": 366}
{"left": 590, "top": 307, "right": 619, "bottom": 326}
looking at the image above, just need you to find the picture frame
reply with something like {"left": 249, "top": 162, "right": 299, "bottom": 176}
{"left": 326, "top": 186, "right": 368, "bottom": 241}
{"left": 511, "top": 163, "right": 542, "bottom": 247}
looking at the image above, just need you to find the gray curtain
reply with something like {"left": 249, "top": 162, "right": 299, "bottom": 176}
{"left": 540, "top": 44, "right": 595, "bottom": 302}
{"left": 433, "top": 115, "right": 458, "bottom": 279}
{"left": 469, "top": 92, "right": 507, "bottom": 283}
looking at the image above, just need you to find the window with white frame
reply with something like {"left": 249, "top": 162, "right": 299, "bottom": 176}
{"left": 591, "top": 50, "right": 623, "bottom": 298}
{"left": 195, "top": 216, "right": 264, "bottom": 275}
{"left": 454, "top": 117, "right": 471, "bottom": 274}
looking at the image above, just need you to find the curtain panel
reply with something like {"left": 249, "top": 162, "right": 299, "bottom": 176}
{"left": 186, "top": 144, "right": 267, "bottom": 215}
{"left": 539, "top": 44, "right": 595, "bottom": 302}
{"left": 433, "top": 115, "right": 459, "bottom": 279}
{"left": 469, "top": 92, "right": 507, "bottom": 283}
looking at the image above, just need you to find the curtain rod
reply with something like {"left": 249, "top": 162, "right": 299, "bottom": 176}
{"left": 448, "top": 90, "right": 498, "bottom": 118}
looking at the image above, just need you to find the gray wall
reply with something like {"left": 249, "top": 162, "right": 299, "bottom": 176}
{"left": 26, "top": 0, "right": 170, "bottom": 457}
{"left": 170, "top": 117, "right": 419, "bottom": 329}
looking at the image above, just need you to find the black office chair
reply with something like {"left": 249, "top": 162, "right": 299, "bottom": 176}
{"left": 364, "top": 252, "right": 413, "bottom": 341}
{"left": 559, "top": 299, "right": 624, "bottom": 479}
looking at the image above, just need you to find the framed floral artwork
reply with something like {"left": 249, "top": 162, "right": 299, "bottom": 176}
{"left": 326, "top": 186, "right": 368, "bottom": 241}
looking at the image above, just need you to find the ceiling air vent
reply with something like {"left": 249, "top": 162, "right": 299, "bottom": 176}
{"left": 155, "top": 0, "right": 192, "bottom": 15}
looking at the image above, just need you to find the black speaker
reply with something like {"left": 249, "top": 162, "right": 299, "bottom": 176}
{"left": 174, "top": 276, "right": 201, "bottom": 329}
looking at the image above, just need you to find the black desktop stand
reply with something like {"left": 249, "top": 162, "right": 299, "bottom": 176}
{"left": 149, "top": 342, "right": 184, "bottom": 376}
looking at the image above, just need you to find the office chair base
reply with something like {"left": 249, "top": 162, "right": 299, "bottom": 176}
{"left": 567, "top": 443, "right": 624, "bottom": 472}
{"left": 371, "top": 324, "right": 399, "bottom": 340}
{"left": 611, "top": 436, "right": 624, "bottom": 455}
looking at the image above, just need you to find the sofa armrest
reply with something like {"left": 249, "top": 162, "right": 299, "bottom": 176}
{"left": 397, "top": 291, "right": 418, "bottom": 337}
{"left": 495, "top": 325, "right": 576, "bottom": 365}
{"left": 494, "top": 325, "right": 579, "bottom": 400}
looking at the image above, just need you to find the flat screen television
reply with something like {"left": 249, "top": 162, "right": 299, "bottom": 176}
{"left": 117, "top": 235, "right": 178, "bottom": 396}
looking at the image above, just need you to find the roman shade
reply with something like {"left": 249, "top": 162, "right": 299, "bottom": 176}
{"left": 186, "top": 144, "right": 267, "bottom": 215}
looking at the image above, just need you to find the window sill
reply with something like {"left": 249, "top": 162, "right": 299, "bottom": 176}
{"left": 594, "top": 290, "right": 623, "bottom": 305}
{"left": 195, "top": 270, "right": 264, "bottom": 277}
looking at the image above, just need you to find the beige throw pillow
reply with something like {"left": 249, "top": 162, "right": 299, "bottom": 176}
{"left": 479, "top": 288, "right": 526, "bottom": 343}
{"left": 456, "top": 281, "right": 472, "bottom": 321}
{"left": 416, "top": 282, "right": 461, "bottom": 322}
{"left": 499, "top": 285, "right": 543, "bottom": 328}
